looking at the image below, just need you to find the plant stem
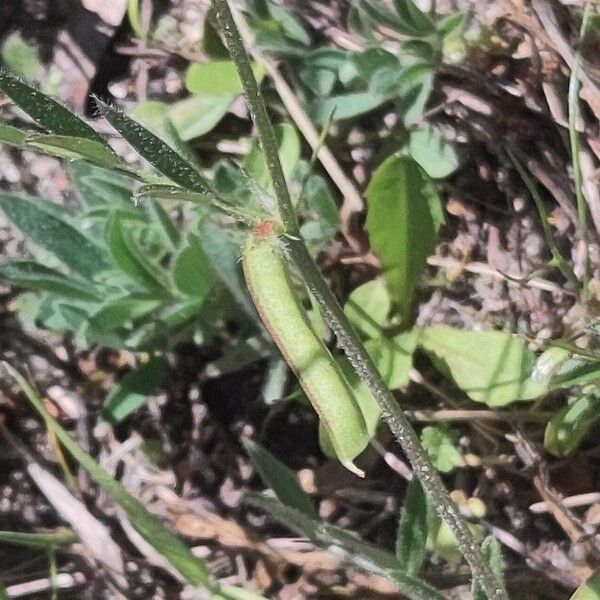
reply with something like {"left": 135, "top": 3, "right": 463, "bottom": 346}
{"left": 568, "top": 3, "right": 592, "bottom": 298}
{"left": 213, "top": 1, "right": 299, "bottom": 236}
{"left": 213, "top": 1, "right": 508, "bottom": 598}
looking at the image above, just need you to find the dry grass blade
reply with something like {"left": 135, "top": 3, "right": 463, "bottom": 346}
{"left": 0, "top": 424, "right": 127, "bottom": 588}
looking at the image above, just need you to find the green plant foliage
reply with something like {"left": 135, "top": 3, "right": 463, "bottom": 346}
{"left": 168, "top": 96, "right": 233, "bottom": 141}
{"left": 544, "top": 391, "right": 600, "bottom": 456}
{"left": 245, "top": 494, "right": 446, "bottom": 600}
{"left": 344, "top": 279, "right": 391, "bottom": 339}
{"left": 0, "top": 530, "right": 77, "bottom": 548}
{"left": 396, "top": 478, "right": 428, "bottom": 575}
{"left": 0, "top": 70, "right": 106, "bottom": 144}
{"left": 243, "top": 122, "right": 300, "bottom": 188}
{"left": 472, "top": 538, "right": 505, "bottom": 600}
{"left": 0, "top": 165, "right": 222, "bottom": 354}
{"left": 243, "top": 440, "right": 317, "bottom": 519}
{"left": 4, "top": 364, "right": 222, "bottom": 593}
{"left": 570, "top": 569, "right": 600, "bottom": 600}
{"left": 95, "top": 99, "right": 214, "bottom": 194}
{"left": 185, "top": 60, "right": 265, "bottom": 96}
{"left": 1, "top": 32, "right": 42, "bottom": 80}
{"left": 0, "top": 193, "right": 111, "bottom": 278}
{"left": 420, "top": 424, "right": 463, "bottom": 472}
{"left": 419, "top": 326, "right": 547, "bottom": 406}
{"left": 102, "top": 357, "right": 168, "bottom": 422}
{"left": 365, "top": 156, "right": 444, "bottom": 323}
{"left": 405, "top": 125, "right": 460, "bottom": 179}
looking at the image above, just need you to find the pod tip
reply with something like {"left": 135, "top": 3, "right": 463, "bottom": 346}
{"left": 342, "top": 460, "right": 365, "bottom": 478}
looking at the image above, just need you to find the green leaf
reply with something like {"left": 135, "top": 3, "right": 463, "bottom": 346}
{"left": 4, "top": 363, "right": 217, "bottom": 591}
{"left": 0, "top": 69, "right": 105, "bottom": 143}
{"left": 243, "top": 439, "right": 317, "bottom": 519}
{"left": 103, "top": 356, "right": 167, "bottom": 422}
{"left": 107, "top": 213, "right": 170, "bottom": 294}
{"left": 420, "top": 425, "right": 463, "bottom": 473}
{"left": 172, "top": 234, "right": 215, "bottom": 299}
{"left": 168, "top": 95, "right": 232, "bottom": 141}
{"left": 570, "top": 568, "right": 600, "bottom": 600}
{"left": 94, "top": 99, "right": 214, "bottom": 195}
{"left": 0, "top": 193, "right": 111, "bottom": 278}
{"left": 1, "top": 32, "right": 42, "bottom": 80}
{"left": 472, "top": 537, "right": 505, "bottom": 600}
{"left": 129, "top": 100, "right": 198, "bottom": 166}
{"left": 0, "top": 529, "right": 77, "bottom": 548}
{"left": 185, "top": 60, "right": 265, "bottom": 96}
{"left": 553, "top": 358, "right": 600, "bottom": 389}
{"left": 396, "top": 478, "right": 428, "bottom": 575}
{"left": 392, "top": 0, "right": 435, "bottom": 34}
{"left": 199, "top": 217, "right": 256, "bottom": 318}
{"left": 310, "top": 91, "right": 387, "bottom": 123}
{"left": 365, "top": 156, "right": 443, "bottom": 322}
{"left": 0, "top": 122, "right": 26, "bottom": 147}
{"left": 243, "top": 122, "right": 300, "bottom": 187}
{"left": 26, "top": 133, "right": 121, "bottom": 169}
{"left": 127, "top": 0, "right": 142, "bottom": 37}
{"left": 134, "top": 185, "right": 210, "bottom": 205}
{"left": 360, "top": 0, "right": 433, "bottom": 36}
{"left": 544, "top": 391, "right": 600, "bottom": 457}
{"left": 244, "top": 495, "right": 446, "bottom": 600}
{"left": 0, "top": 261, "right": 100, "bottom": 301}
{"left": 68, "top": 161, "right": 134, "bottom": 209}
{"left": 90, "top": 295, "right": 162, "bottom": 331}
{"left": 406, "top": 126, "right": 459, "bottom": 179}
{"left": 419, "top": 326, "right": 547, "bottom": 406}
{"left": 397, "top": 63, "right": 434, "bottom": 126}
{"left": 365, "top": 331, "right": 417, "bottom": 390}
{"left": 344, "top": 278, "right": 391, "bottom": 338}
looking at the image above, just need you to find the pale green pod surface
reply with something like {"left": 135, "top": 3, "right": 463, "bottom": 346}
{"left": 242, "top": 223, "right": 369, "bottom": 476}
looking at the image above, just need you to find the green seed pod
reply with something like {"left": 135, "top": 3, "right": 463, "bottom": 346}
{"left": 242, "top": 222, "right": 369, "bottom": 476}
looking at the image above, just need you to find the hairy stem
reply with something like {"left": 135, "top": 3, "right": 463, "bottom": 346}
{"left": 213, "top": 1, "right": 508, "bottom": 598}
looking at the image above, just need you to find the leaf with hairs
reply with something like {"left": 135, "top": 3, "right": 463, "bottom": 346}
{"left": 243, "top": 440, "right": 316, "bottom": 519}
{"left": 0, "top": 193, "right": 111, "bottom": 278}
{"left": 0, "top": 69, "right": 105, "bottom": 143}
{"left": 0, "top": 261, "right": 100, "bottom": 301}
{"left": 95, "top": 99, "right": 215, "bottom": 195}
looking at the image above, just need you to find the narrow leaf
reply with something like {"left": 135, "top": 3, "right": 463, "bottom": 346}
{"left": 26, "top": 134, "right": 121, "bottom": 169}
{"left": 0, "top": 69, "right": 105, "bottom": 143}
{"left": 396, "top": 478, "right": 428, "bottom": 575}
{"left": 3, "top": 363, "right": 216, "bottom": 590}
{"left": 544, "top": 391, "right": 600, "bottom": 456}
{"left": 0, "top": 122, "right": 26, "bottom": 147}
{"left": 103, "top": 357, "right": 167, "bottom": 422}
{"left": 245, "top": 495, "right": 445, "bottom": 600}
{"left": 95, "top": 99, "right": 215, "bottom": 195}
{"left": 68, "top": 161, "right": 134, "bottom": 209}
{"left": 0, "top": 193, "right": 111, "bottom": 278}
{"left": 0, "top": 261, "right": 100, "bottom": 301}
{"left": 243, "top": 440, "right": 316, "bottom": 519}
{"left": 0, "top": 529, "right": 77, "bottom": 548}
{"left": 472, "top": 537, "right": 505, "bottom": 600}
{"left": 90, "top": 295, "right": 162, "bottom": 331}
{"left": 107, "top": 213, "right": 170, "bottom": 294}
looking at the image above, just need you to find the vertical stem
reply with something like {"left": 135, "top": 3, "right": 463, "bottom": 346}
{"left": 213, "top": 1, "right": 299, "bottom": 236}
{"left": 212, "top": 1, "right": 508, "bottom": 598}
{"left": 568, "top": 3, "right": 592, "bottom": 299}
